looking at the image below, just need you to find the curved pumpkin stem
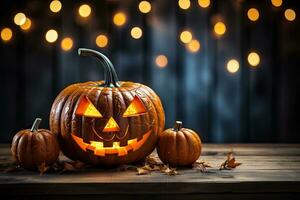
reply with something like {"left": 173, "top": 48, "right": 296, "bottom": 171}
{"left": 78, "top": 48, "right": 120, "bottom": 87}
{"left": 31, "top": 118, "right": 42, "bottom": 132}
{"left": 173, "top": 121, "right": 182, "bottom": 131}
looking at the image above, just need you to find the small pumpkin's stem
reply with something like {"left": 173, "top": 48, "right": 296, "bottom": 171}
{"left": 78, "top": 48, "right": 120, "bottom": 87}
{"left": 30, "top": 118, "right": 42, "bottom": 132}
{"left": 173, "top": 121, "right": 182, "bottom": 131}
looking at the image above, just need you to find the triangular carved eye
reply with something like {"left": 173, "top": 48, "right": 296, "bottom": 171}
{"left": 76, "top": 96, "right": 102, "bottom": 118}
{"left": 123, "top": 96, "right": 147, "bottom": 117}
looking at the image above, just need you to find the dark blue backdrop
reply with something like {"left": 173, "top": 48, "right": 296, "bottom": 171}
{"left": 0, "top": 0, "right": 299, "bottom": 143}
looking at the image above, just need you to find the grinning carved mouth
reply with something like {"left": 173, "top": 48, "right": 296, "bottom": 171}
{"left": 71, "top": 130, "right": 151, "bottom": 157}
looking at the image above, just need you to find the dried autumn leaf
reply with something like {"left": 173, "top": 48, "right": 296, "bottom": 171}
{"left": 163, "top": 167, "right": 178, "bottom": 176}
{"left": 145, "top": 155, "right": 161, "bottom": 166}
{"left": 136, "top": 167, "right": 151, "bottom": 175}
{"left": 219, "top": 151, "right": 242, "bottom": 170}
{"left": 193, "top": 161, "right": 212, "bottom": 172}
{"left": 38, "top": 162, "right": 50, "bottom": 175}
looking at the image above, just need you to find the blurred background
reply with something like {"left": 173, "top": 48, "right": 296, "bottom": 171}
{"left": 0, "top": 0, "right": 299, "bottom": 143}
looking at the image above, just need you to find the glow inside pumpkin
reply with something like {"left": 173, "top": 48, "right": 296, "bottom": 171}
{"left": 72, "top": 95, "right": 151, "bottom": 157}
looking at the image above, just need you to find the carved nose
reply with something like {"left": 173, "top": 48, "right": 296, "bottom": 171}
{"left": 103, "top": 117, "right": 120, "bottom": 132}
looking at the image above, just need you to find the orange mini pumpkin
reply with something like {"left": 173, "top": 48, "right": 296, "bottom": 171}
{"left": 157, "top": 121, "right": 202, "bottom": 167}
{"left": 50, "top": 48, "right": 165, "bottom": 166}
{"left": 11, "top": 118, "right": 60, "bottom": 170}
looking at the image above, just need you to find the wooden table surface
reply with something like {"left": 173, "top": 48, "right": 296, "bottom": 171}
{"left": 1, "top": 144, "right": 300, "bottom": 200}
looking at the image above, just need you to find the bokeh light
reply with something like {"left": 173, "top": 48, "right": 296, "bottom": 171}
{"left": 131, "top": 27, "right": 143, "bottom": 39}
{"left": 247, "top": 8, "right": 259, "bottom": 21}
{"left": 61, "top": 37, "right": 73, "bottom": 51}
{"left": 178, "top": 0, "right": 190, "bottom": 10}
{"left": 14, "top": 13, "right": 26, "bottom": 26}
{"left": 214, "top": 21, "right": 226, "bottom": 36}
{"left": 271, "top": 0, "right": 282, "bottom": 7}
{"left": 187, "top": 39, "right": 201, "bottom": 53}
{"left": 155, "top": 55, "right": 168, "bottom": 68}
{"left": 20, "top": 18, "right": 32, "bottom": 31}
{"left": 198, "top": 0, "right": 210, "bottom": 8}
{"left": 180, "top": 30, "right": 192, "bottom": 44}
{"left": 45, "top": 29, "right": 58, "bottom": 43}
{"left": 138, "top": 1, "right": 151, "bottom": 14}
{"left": 113, "top": 12, "right": 127, "bottom": 26}
{"left": 78, "top": 4, "right": 91, "bottom": 18}
{"left": 1, "top": 28, "right": 13, "bottom": 42}
{"left": 284, "top": 9, "right": 296, "bottom": 21}
{"left": 50, "top": 0, "right": 62, "bottom": 13}
{"left": 248, "top": 52, "right": 260, "bottom": 67}
{"left": 96, "top": 34, "right": 108, "bottom": 48}
{"left": 227, "top": 59, "right": 240, "bottom": 73}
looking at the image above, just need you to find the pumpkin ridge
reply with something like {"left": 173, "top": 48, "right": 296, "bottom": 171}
{"left": 186, "top": 129, "right": 202, "bottom": 159}
{"left": 138, "top": 87, "right": 159, "bottom": 135}
{"left": 129, "top": 90, "right": 143, "bottom": 140}
{"left": 50, "top": 84, "right": 79, "bottom": 135}
{"left": 12, "top": 132, "right": 24, "bottom": 165}
{"left": 179, "top": 130, "right": 189, "bottom": 165}
{"left": 38, "top": 131, "right": 47, "bottom": 165}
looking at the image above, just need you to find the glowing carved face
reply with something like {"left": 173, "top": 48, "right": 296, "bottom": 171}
{"left": 71, "top": 95, "right": 151, "bottom": 157}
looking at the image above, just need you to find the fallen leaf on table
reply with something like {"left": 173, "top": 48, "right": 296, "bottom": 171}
{"left": 136, "top": 167, "right": 151, "bottom": 175}
{"left": 145, "top": 155, "right": 161, "bottom": 166}
{"left": 193, "top": 161, "right": 212, "bottom": 172}
{"left": 38, "top": 162, "right": 50, "bottom": 175}
{"left": 162, "top": 166, "right": 178, "bottom": 176}
{"left": 219, "top": 151, "right": 242, "bottom": 170}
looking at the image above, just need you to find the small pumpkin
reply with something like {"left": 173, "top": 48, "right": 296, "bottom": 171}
{"left": 11, "top": 118, "right": 60, "bottom": 170}
{"left": 157, "top": 121, "right": 202, "bottom": 167}
{"left": 49, "top": 48, "right": 165, "bottom": 166}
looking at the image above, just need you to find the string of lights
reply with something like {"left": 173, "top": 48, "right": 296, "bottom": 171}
{"left": 0, "top": 0, "right": 297, "bottom": 73}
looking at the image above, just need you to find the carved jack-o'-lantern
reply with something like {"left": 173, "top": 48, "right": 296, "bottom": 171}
{"left": 50, "top": 48, "right": 165, "bottom": 166}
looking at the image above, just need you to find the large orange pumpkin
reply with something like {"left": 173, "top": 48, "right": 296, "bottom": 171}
{"left": 50, "top": 48, "right": 165, "bottom": 166}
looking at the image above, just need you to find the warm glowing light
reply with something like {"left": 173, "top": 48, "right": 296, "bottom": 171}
{"left": 198, "top": 0, "right": 210, "bottom": 8}
{"left": 1, "top": 28, "right": 13, "bottom": 42}
{"left": 247, "top": 8, "right": 259, "bottom": 21}
{"left": 284, "top": 9, "right": 296, "bottom": 21}
{"left": 72, "top": 130, "right": 151, "bottom": 156}
{"left": 103, "top": 117, "right": 120, "bottom": 132}
{"left": 45, "top": 29, "right": 58, "bottom": 43}
{"left": 61, "top": 37, "right": 73, "bottom": 51}
{"left": 131, "top": 27, "right": 143, "bottom": 39}
{"left": 14, "top": 13, "right": 26, "bottom": 26}
{"left": 214, "top": 21, "right": 226, "bottom": 36}
{"left": 20, "top": 18, "right": 31, "bottom": 31}
{"left": 96, "top": 34, "right": 108, "bottom": 48}
{"left": 271, "top": 0, "right": 282, "bottom": 7}
{"left": 76, "top": 96, "right": 102, "bottom": 118}
{"left": 187, "top": 39, "right": 200, "bottom": 53}
{"left": 155, "top": 55, "right": 168, "bottom": 68}
{"left": 248, "top": 52, "right": 260, "bottom": 67}
{"left": 180, "top": 30, "right": 192, "bottom": 44}
{"left": 178, "top": 0, "right": 190, "bottom": 10}
{"left": 50, "top": 0, "right": 62, "bottom": 13}
{"left": 123, "top": 96, "right": 147, "bottom": 117}
{"left": 138, "top": 1, "right": 151, "bottom": 14}
{"left": 113, "top": 12, "right": 127, "bottom": 26}
{"left": 227, "top": 59, "right": 240, "bottom": 73}
{"left": 78, "top": 4, "right": 91, "bottom": 18}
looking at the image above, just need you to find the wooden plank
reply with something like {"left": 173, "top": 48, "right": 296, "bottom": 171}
{"left": 0, "top": 144, "right": 299, "bottom": 196}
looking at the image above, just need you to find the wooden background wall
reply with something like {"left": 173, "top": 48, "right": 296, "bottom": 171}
{"left": 0, "top": 0, "right": 299, "bottom": 143}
